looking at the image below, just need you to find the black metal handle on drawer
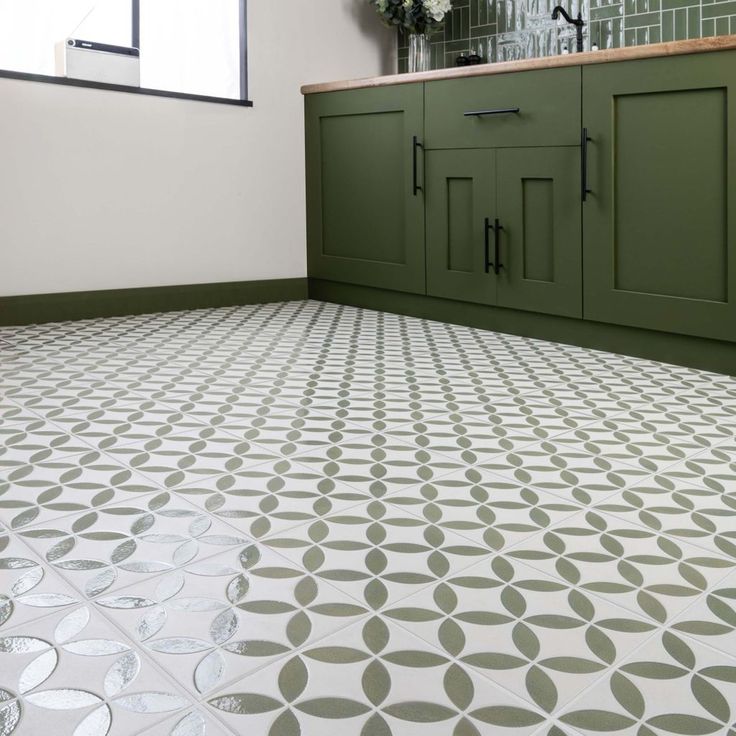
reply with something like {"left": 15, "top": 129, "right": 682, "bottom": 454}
{"left": 485, "top": 217, "right": 504, "bottom": 275}
{"left": 464, "top": 107, "right": 520, "bottom": 117}
{"left": 581, "top": 127, "right": 592, "bottom": 202}
{"left": 413, "top": 136, "right": 423, "bottom": 196}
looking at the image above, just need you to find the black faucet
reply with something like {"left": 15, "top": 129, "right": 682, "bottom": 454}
{"left": 551, "top": 5, "right": 585, "bottom": 53}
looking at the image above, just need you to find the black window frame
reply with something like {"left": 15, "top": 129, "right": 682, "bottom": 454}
{"left": 0, "top": 0, "right": 252, "bottom": 108}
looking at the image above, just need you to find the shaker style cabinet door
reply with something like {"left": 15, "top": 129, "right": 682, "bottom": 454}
{"left": 425, "top": 149, "right": 497, "bottom": 305}
{"left": 305, "top": 84, "right": 426, "bottom": 294}
{"left": 583, "top": 52, "right": 736, "bottom": 342}
{"left": 496, "top": 147, "right": 582, "bottom": 318}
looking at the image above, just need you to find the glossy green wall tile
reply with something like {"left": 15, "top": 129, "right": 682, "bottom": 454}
{"left": 397, "top": 0, "right": 736, "bottom": 71}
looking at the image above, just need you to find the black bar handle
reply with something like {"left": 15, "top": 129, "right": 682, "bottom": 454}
{"left": 464, "top": 107, "right": 520, "bottom": 117}
{"left": 413, "top": 136, "right": 423, "bottom": 196}
{"left": 484, "top": 217, "right": 492, "bottom": 274}
{"left": 493, "top": 218, "right": 504, "bottom": 275}
{"left": 485, "top": 218, "right": 504, "bottom": 275}
{"left": 581, "top": 127, "right": 592, "bottom": 202}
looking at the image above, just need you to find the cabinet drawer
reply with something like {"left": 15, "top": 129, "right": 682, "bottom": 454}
{"left": 425, "top": 67, "right": 581, "bottom": 149}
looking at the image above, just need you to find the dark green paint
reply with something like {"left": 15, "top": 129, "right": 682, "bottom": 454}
{"left": 0, "top": 278, "right": 308, "bottom": 327}
{"left": 425, "top": 149, "right": 497, "bottom": 305}
{"left": 308, "top": 279, "right": 736, "bottom": 376}
{"left": 497, "top": 147, "right": 582, "bottom": 318}
{"left": 305, "top": 84, "right": 426, "bottom": 294}
{"left": 519, "top": 178, "right": 554, "bottom": 283}
{"left": 425, "top": 67, "right": 581, "bottom": 149}
{"left": 425, "top": 147, "right": 581, "bottom": 317}
{"left": 583, "top": 51, "right": 736, "bottom": 343}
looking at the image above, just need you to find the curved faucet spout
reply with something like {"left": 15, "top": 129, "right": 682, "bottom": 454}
{"left": 551, "top": 5, "right": 586, "bottom": 52}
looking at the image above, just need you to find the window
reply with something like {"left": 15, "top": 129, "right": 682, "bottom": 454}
{"left": 0, "top": 0, "right": 249, "bottom": 104}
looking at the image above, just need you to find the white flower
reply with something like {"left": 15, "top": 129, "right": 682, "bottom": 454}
{"left": 376, "top": 0, "right": 389, "bottom": 11}
{"left": 423, "top": 0, "right": 452, "bottom": 21}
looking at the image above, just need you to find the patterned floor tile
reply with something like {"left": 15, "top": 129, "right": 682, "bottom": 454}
{"left": 104, "top": 432, "right": 281, "bottom": 490}
{"left": 219, "top": 405, "right": 374, "bottom": 457}
{"left": 250, "top": 382, "right": 449, "bottom": 429}
{"left": 0, "top": 400, "right": 43, "bottom": 427}
{"left": 504, "top": 510, "right": 736, "bottom": 624}
{"left": 547, "top": 419, "right": 712, "bottom": 474}
{"left": 670, "top": 567, "right": 736, "bottom": 655}
{"left": 523, "top": 387, "right": 650, "bottom": 418}
{"left": 0, "top": 450, "right": 161, "bottom": 530}
{"left": 2, "top": 383, "right": 155, "bottom": 420}
{"left": 384, "top": 555, "right": 657, "bottom": 714}
{"left": 263, "top": 500, "right": 493, "bottom": 610}
{"left": 130, "top": 380, "right": 277, "bottom": 416}
{"left": 382, "top": 412, "right": 540, "bottom": 465}
{"left": 558, "top": 630, "right": 736, "bottom": 735}
{"left": 611, "top": 408, "right": 736, "bottom": 446}
{"left": 48, "top": 402, "right": 212, "bottom": 450}
{"left": 476, "top": 444, "right": 651, "bottom": 506}
{"left": 0, "top": 605, "right": 191, "bottom": 735}
{"left": 111, "top": 389, "right": 289, "bottom": 429}
{"left": 1, "top": 301, "right": 735, "bottom": 733}
{"left": 16, "top": 493, "right": 249, "bottom": 599}
{"left": 97, "top": 543, "right": 369, "bottom": 698}
{"left": 0, "top": 417, "right": 93, "bottom": 469}
{"left": 0, "top": 527, "right": 80, "bottom": 631}
{"left": 288, "top": 442, "right": 466, "bottom": 500}
{"left": 207, "top": 616, "right": 547, "bottom": 736}
{"left": 137, "top": 708, "right": 232, "bottom": 736}
{"left": 386, "top": 467, "right": 582, "bottom": 551}
{"left": 176, "top": 460, "right": 372, "bottom": 540}
{"left": 594, "top": 463, "right": 736, "bottom": 560}
{"left": 625, "top": 400, "right": 736, "bottom": 436}
{"left": 456, "top": 396, "right": 603, "bottom": 440}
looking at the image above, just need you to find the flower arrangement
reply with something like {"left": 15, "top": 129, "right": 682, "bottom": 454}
{"left": 370, "top": 0, "right": 453, "bottom": 35}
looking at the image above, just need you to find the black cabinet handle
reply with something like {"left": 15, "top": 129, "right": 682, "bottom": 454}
{"left": 484, "top": 217, "right": 492, "bottom": 274}
{"left": 581, "top": 127, "right": 592, "bottom": 202}
{"left": 464, "top": 107, "right": 520, "bottom": 117}
{"left": 413, "top": 136, "right": 423, "bottom": 196}
{"left": 485, "top": 217, "right": 504, "bottom": 275}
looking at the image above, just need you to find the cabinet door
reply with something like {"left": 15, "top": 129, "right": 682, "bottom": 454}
{"left": 306, "top": 85, "right": 426, "bottom": 294}
{"left": 426, "top": 149, "right": 497, "bottom": 305}
{"left": 583, "top": 52, "right": 736, "bottom": 342}
{"left": 496, "top": 148, "right": 582, "bottom": 318}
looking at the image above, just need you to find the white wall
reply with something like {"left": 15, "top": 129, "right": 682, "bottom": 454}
{"left": 0, "top": 0, "right": 395, "bottom": 297}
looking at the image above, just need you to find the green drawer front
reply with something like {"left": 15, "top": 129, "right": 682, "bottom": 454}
{"left": 425, "top": 67, "right": 581, "bottom": 149}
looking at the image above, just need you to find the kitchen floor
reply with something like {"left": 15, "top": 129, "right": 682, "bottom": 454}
{"left": 1, "top": 300, "right": 735, "bottom": 736}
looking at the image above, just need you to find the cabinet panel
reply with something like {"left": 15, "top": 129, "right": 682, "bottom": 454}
{"left": 613, "top": 88, "right": 726, "bottom": 302}
{"left": 583, "top": 52, "right": 736, "bottom": 342}
{"left": 426, "top": 149, "right": 497, "bottom": 305}
{"left": 306, "top": 84, "right": 426, "bottom": 294}
{"left": 497, "top": 148, "right": 582, "bottom": 318}
{"left": 425, "top": 67, "right": 581, "bottom": 150}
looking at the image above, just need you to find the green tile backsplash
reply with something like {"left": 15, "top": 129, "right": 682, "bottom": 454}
{"left": 397, "top": 0, "right": 736, "bottom": 71}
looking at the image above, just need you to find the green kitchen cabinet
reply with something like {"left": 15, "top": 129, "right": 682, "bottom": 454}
{"left": 426, "top": 147, "right": 582, "bottom": 317}
{"left": 583, "top": 51, "right": 736, "bottom": 343}
{"left": 305, "top": 84, "right": 426, "bottom": 294}
{"left": 426, "top": 149, "right": 497, "bottom": 305}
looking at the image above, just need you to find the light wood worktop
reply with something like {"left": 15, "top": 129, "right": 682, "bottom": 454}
{"left": 301, "top": 35, "right": 736, "bottom": 95}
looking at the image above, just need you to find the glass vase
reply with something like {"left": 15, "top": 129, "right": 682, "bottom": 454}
{"left": 408, "top": 33, "right": 431, "bottom": 73}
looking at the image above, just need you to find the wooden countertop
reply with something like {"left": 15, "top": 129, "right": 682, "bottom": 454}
{"left": 301, "top": 35, "right": 736, "bottom": 95}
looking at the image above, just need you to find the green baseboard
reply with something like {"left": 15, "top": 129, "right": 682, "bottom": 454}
{"left": 308, "top": 279, "right": 736, "bottom": 377}
{"left": 0, "top": 278, "right": 308, "bottom": 327}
